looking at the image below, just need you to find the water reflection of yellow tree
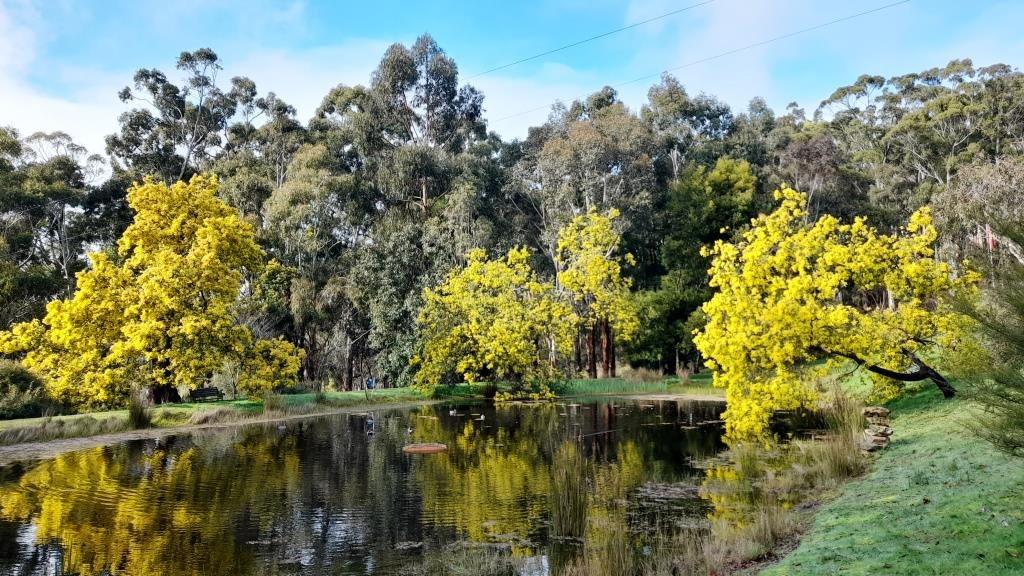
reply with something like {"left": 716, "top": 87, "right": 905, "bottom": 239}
{"left": 412, "top": 400, "right": 651, "bottom": 562}
{"left": 0, "top": 434, "right": 302, "bottom": 576}
{"left": 555, "top": 440, "right": 648, "bottom": 575}
{"left": 698, "top": 440, "right": 808, "bottom": 562}
{"left": 412, "top": 406, "right": 557, "bottom": 550}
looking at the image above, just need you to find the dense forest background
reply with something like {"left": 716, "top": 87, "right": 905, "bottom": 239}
{"left": 3, "top": 35, "right": 1023, "bottom": 390}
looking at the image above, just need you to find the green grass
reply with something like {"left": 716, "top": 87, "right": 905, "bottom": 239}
{"left": 553, "top": 373, "right": 719, "bottom": 398}
{"left": 761, "top": 389, "right": 1024, "bottom": 575}
{"left": 278, "top": 387, "right": 428, "bottom": 407}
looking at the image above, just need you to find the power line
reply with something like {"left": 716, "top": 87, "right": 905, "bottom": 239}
{"left": 467, "top": 1, "right": 716, "bottom": 79}
{"left": 490, "top": 0, "right": 911, "bottom": 124}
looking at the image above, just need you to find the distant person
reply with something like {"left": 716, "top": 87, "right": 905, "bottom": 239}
{"left": 366, "top": 375, "right": 375, "bottom": 390}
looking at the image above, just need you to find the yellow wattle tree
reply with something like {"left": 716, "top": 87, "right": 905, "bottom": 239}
{"left": 414, "top": 247, "right": 576, "bottom": 398}
{"left": 556, "top": 208, "right": 639, "bottom": 378}
{"left": 693, "top": 187, "right": 977, "bottom": 440}
{"left": 0, "top": 175, "right": 302, "bottom": 408}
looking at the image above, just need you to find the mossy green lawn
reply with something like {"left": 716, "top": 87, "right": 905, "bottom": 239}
{"left": 762, "top": 389, "right": 1024, "bottom": 575}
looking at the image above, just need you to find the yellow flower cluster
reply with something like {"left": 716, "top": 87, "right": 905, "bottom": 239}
{"left": 694, "top": 188, "right": 977, "bottom": 440}
{"left": 414, "top": 247, "right": 576, "bottom": 395}
{"left": 0, "top": 176, "right": 303, "bottom": 408}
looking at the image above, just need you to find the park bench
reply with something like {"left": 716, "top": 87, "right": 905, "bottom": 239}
{"left": 190, "top": 387, "right": 224, "bottom": 402}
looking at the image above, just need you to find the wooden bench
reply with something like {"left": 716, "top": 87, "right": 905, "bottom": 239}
{"left": 190, "top": 387, "right": 224, "bottom": 402}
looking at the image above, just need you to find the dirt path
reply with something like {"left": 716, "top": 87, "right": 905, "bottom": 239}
{"left": 0, "top": 400, "right": 439, "bottom": 465}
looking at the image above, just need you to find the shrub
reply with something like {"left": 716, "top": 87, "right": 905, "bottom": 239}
{"left": 620, "top": 366, "right": 663, "bottom": 384}
{"left": 262, "top": 392, "right": 285, "bottom": 413}
{"left": 189, "top": 408, "right": 238, "bottom": 425}
{"left": 0, "top": 360, "right": 50, "bottom": 420}
{"left": 957, "top": 222, "right": 1024, "bottom": 457}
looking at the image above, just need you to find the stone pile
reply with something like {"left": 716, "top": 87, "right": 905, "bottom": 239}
{"left": 861, "top": 406, "right": 893, "bottom": 452}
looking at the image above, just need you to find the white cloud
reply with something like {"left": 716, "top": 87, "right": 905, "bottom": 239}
{"left": 0, "top": 1, "right": 122, "bottom": 156}
{"left": 4, "top": 0, "right": 1022, "bottom": 159}
{"left": 229, "top": 39, "right": 392, "bottom": 125}
{"left": 476, "top": 62, "right": 606, "bottom": 140}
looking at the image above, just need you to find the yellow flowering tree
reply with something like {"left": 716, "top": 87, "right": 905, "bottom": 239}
{"left": 414, "top": 247, "right": 576, "bottom": 398}
{"left": 556, "top": 208, "right": 639, "bottom": 378}
{"left": 0, "top": 175, "right": 302, "bottom": 408}
{"left": 694, "top": 187, "right": 976, "bottom": 440}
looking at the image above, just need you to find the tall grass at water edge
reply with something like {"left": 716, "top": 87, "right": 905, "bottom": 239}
{"left": 562, "top": 390, "right": 865, "bottom": 575}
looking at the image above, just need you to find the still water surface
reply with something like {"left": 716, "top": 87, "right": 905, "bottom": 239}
{"left": 0, "top": 398, "right": 730, "bottom": 575}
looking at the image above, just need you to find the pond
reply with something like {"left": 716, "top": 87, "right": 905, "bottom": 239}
{"left": 0, "top": 397, "right": 742, "bottom": 575}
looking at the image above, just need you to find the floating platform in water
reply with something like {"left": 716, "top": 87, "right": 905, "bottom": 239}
{"left": 402, "top": 443, "right": 448, "bottom": 454}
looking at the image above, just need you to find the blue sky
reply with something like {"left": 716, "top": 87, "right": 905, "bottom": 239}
{"left": 2, "top": 0, "right": 1023, "bottom": 157}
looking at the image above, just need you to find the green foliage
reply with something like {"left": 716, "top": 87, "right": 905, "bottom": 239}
{"left": 958, "top": 223, "right": 1024, "bottom": 457}
{"left": 625, "top": 158, "right": 758, "bottom": 373}
{"left": 0, "top": 360, "right": 49, "bottom": 420}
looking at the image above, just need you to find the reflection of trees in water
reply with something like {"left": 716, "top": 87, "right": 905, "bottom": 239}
{"left": 413, "top": 401, "right": 723, "bottom": 574}
{"left": 0, "top": 431, "right": 301, "bottom": 575}
{"left": 0, "top": 399, "right": 730, "bottom": 575}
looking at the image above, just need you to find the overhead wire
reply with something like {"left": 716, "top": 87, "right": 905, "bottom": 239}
{"left": 489, "top": 0, "right": 912, "bottom": 124}
{"left": 467, "top": 0, "right": 716, "bottom": 79}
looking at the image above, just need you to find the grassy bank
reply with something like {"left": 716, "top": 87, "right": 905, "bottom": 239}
{"left": 555, "top": 372, "right": 715, "bottom": 395}
{"left": 0, "top": 387, "right": 430, "bottom": 446}
{"left": 761, "top": 390, "right": 1024, "bottom": 575}
{"left": 0, "top": 376, "right": 716, "bottom": 447}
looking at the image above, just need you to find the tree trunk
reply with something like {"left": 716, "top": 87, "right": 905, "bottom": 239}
{"left": 609, "top": 324, "right": 616, "bottom": 378}
{"left": 862, "top": 361, "right": 956, "bottom": 398}
{"left": 600, "top": 319, "right": 611, "bottom": 378}
{"left": 344, "top": 337, "right": 355, "bottom": 391}
{"left": 588, "top": 325, "right": 598, "bottom": 379}
{"left": 574, "top": 332, "right": 583, "bottom": 373}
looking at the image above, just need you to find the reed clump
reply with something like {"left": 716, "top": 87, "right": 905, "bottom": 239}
{"left": 0, "top": 415, "right": 128, "bottom": 446}
{"left": 127, "top": 392, "right": 152, "bottom": 429}
{"left": 550, "top": 442, "right": 590, "bottom": 540}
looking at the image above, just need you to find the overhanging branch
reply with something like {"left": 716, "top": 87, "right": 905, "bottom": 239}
{"left": 817, "top": 347, "right": 956, "bottom": 398}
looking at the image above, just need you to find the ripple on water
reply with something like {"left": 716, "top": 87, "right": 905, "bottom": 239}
{"left": 0, "top": 398, "right": 732, "bottom": 575}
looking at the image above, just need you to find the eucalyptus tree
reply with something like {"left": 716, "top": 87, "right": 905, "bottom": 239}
{"left": 0, "top": 129, "right": 98, "bottom": 327}
{"left": 819, "top": 59, "right": 1024, "bottom": 226}
{"left": 309, "top": 35, "right": 499, "bottom": 386}
{"left": 511, "top": 87, "right": 662, "bottom": 273}
{"left": 106, "top": 48, "right": 263, "bottom": 183}
{"left": 509, "top": 87, "right": 663, "bottom": 376}
{"left": 261, "top": 144, "right": 373, "bottom": 385}
{"left": 641, "top": 73, "right": 733, "bottom": 176}
{"left": 215, "top": 92, "right": 307, "bottom": 223}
